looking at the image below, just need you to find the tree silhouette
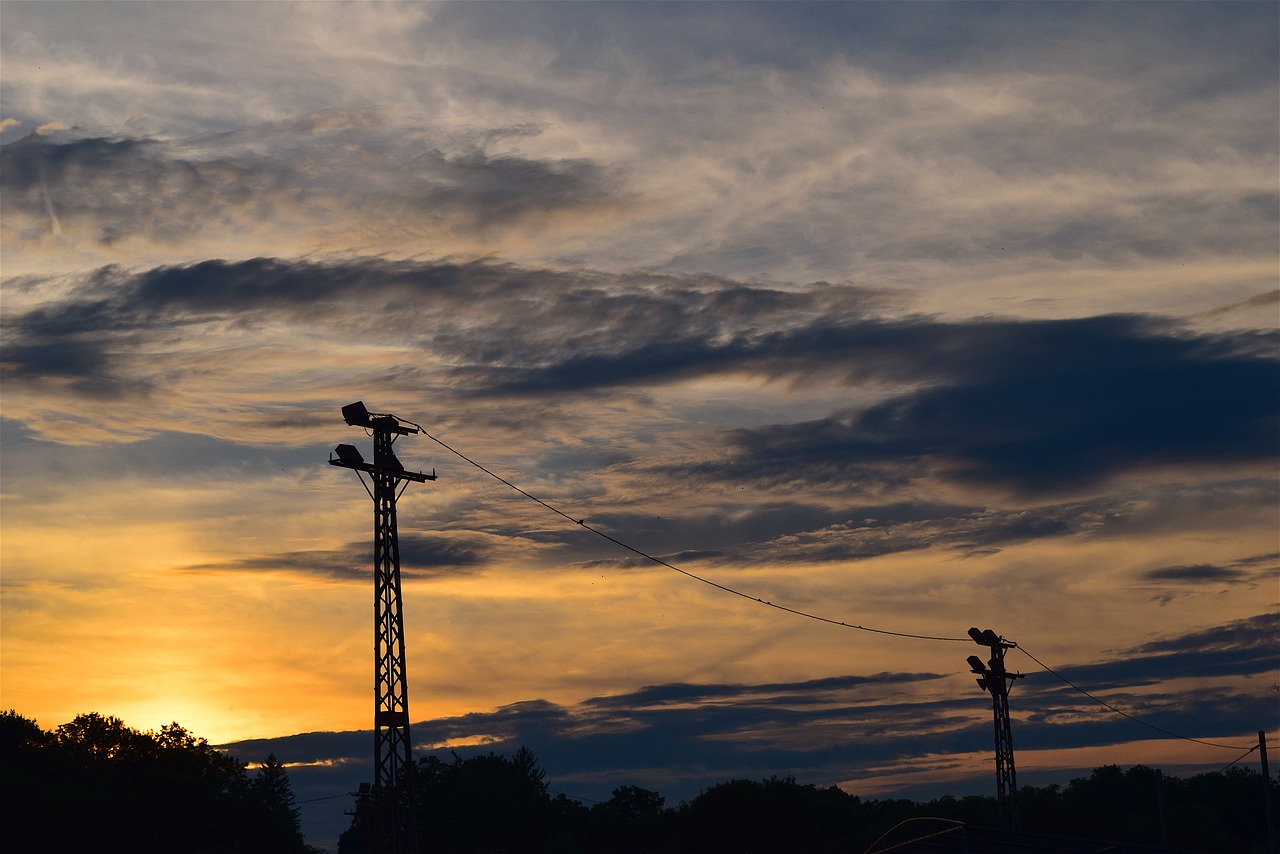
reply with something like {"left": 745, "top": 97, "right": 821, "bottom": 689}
{"left": 0, "top": 710, "right": 313, "bottom": 854}
{"left": 331, "top": 743, "right": 1276, "bottom": 854}
{"left": 586, "top": 785, "right": 670, "bottom": 853}
{"left": 340, "top": 748, "right": 555, "bottom": 854}
{"left": 674, "top": 775, "right": 863, "bottom": 853}
{"left": 246, "top": 752, "right": 308, "bottom": 853}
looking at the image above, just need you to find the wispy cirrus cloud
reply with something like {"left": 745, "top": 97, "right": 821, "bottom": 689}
{"left": 4, "top": 3, "right": 1275, "bottom": 295}
{"left": 0, "top": 120, "right": 629, "bottom": 271}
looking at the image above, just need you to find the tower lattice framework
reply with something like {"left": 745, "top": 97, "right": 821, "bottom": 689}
{"left": 967, "top": 627, "right": 1023, "bottom": 830}
{"left": 332, "top": 401, "right": 436, "bottom": 854}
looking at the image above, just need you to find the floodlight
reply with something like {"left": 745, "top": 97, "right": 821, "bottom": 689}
{"left": 343, "top": 401, "right": 372, "bottom": 427}
{"left": 968, "top": 627, "right": 1004, "bottom": 647}
{"left": 967, "top": 655, "right": 987, "bottom": 673}
{"left": 334, "top": 444, "right": 365, "bottom": 466}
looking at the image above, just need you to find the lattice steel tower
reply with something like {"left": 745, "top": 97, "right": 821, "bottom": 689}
{"left": 331, "top": 401, "right": 436, "bottom": 854}
{"left": 966, "top": 626, "right": 1023, "bottom": 830}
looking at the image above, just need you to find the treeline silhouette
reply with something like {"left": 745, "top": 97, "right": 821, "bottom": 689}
{"left": 1, "top": 710, "right": 316, "bottom": 854}
{"left": 339, "top": 747, "right": 1278, "bottom": 854}
{"left": 3, "top": 710, "right": 1273, "bottom": 853}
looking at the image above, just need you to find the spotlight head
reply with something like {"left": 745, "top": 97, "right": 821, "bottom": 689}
{"left": 969, "top": 627, "right": 1005, "bottom": 648}
{"left": 334, "top": 444, "right": 365, "bottom": 466}
{"left": 342, "top": 401, "right": 373, "bottom": 427}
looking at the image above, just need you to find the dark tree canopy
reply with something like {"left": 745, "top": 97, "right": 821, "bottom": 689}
{"left": 0, "top": 710, "right": 313, "bottom": 854}
{"left": 8, "top": 711, "right": 1269, "bottom": 854}
{"left": 335, "top": 747, "right": 1277, "bottom": 854}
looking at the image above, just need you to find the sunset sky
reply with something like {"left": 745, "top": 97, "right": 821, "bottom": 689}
{"left": 1, "top": 1, "right": 1276, "bottom": 848}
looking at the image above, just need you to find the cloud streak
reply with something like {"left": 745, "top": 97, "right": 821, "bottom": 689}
{"left": 11, "top": 257, "right": 1275, "bottom": 498}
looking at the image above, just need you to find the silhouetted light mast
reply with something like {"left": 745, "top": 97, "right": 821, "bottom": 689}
{"left": 331, "top": 401, "right": 436, "bottom": 854}
{"left": 967, "top": 626, "right": 1023, "bottom": 830}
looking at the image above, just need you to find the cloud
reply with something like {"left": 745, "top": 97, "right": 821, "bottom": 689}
{"left": 224, "top": 612, "right": 1276, "bottom": 812}
{"left": 576, "top": 499, "right": 1109, "bottom": 569}
{"left": 0, "top": 119, "right": 628, "bottom": 267}
{"left": 4, "top": 4, "right": 1275, "bottom": 292}
{"left": 1140, "top": 564, "right": 1248, "bottom": 585}
{"left": 1125, "top": 611, "right": 1279, "bottom": 659}
{"left": 5, "top": 258, "right": 1274, "bottom": 499}
{"left": 1016, "top": 612, "right": 1280, "bottom": 701}
{"left": 705, "top": 316, "right": 1277, "bottom": 496}
{"left": 181, "top": 533, "right": 491, "bottom": 582}
{"left": 0, "top": 421, "right": 327, "bottom": 478}
{"left": 1135, "top": 551, "right": 1276, "bottom": 605}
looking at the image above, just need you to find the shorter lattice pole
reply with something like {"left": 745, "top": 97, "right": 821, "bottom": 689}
{"left": 967, "top": 626, "right": 1024, "bottom": 830}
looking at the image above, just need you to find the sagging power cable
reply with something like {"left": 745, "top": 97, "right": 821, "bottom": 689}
{"left": 408, "top": 422, "right": 1264, "bottom": 751}
{"left": 412, "top": 425, "right": 969, "bottom": 643}
{"left": 1016, "top": 645, "right": 1255, "bottom": 750}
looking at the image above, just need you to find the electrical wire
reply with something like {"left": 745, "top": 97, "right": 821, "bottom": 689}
{"left": 1216, "top": 743, "right": 1261, "bottom": 774}
{"left": 413, "top": 426, "right": 970, "bottom": 643}
{"left": 548, "top": 788, "right": 605, "bottom": 804}
{"left": 1015, "top": 645, "right": 1256, "bottom": 751}
{"left": 401, "top": 419, "right": 1263, "bottom": 752}
{"left": 296, "top": 792, "right": 357, "bottom": 804}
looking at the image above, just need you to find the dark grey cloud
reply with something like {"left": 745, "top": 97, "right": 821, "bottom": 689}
{"left": 6, "top": 257, "right": 1274, "bottom": 501}
{"left": 580, "top": 672, "right": 944, "bottom": 712}
{"left": 1200, "top": 289, "right": 1280, "bottom": 321}
{"left": 572, "top": 499, "right": 1101, "bottom": 569}
{"left": 182, "top": 533, "right": 490, "bottom": 582}
{"left": 0, "top": 131, "right": 282, "bottom": 245}
{"left": 1015, "top": 612, "right": 1279, "bottom": 698}
{"left": 438, "top": 2, "right": 1278, "bottom": 85}
{"left": 1125, "top": 611, "right": 1278, "bottom": 660}
{"left": 1137, "top": 550, "right": 1275, "bottom": 606}
{"left": 226, "top": 670, "right": 975, "bottom": 809}
{"left": 0, "top": 119, "right": 624, "bottom": 245}
{"left": 0, "top": 418, "right": 327, "bottom": 480}
{"left": 0, "top": 256, "right": 893, "bottom": 399}
{"left": 0, "top": 338, "right": 144, "bottom": 399}
{"left": 703, "top": 316, "right": 1277, "bottom": 495}
{"left": 1141, "top": 564, "right": 1249, "bottom": 585}
{"left": 483, "top": 480, "right": 1279, "bottom": 584}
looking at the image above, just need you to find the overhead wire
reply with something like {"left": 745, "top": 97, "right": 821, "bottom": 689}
{"left": 1216, "top": 743, "right": 1261, "bottom": 774}
{"left": 402, "top": 419, "right": 1262, "bottom": 752}
{"left": 1014, "top": 645, "right": 1256, "bottom": 751}
{"left": 412, "top": 425, "right": 969, "bottom": 643}
{"left": 296, "top": 792, "right": 358, "bottom": 805}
